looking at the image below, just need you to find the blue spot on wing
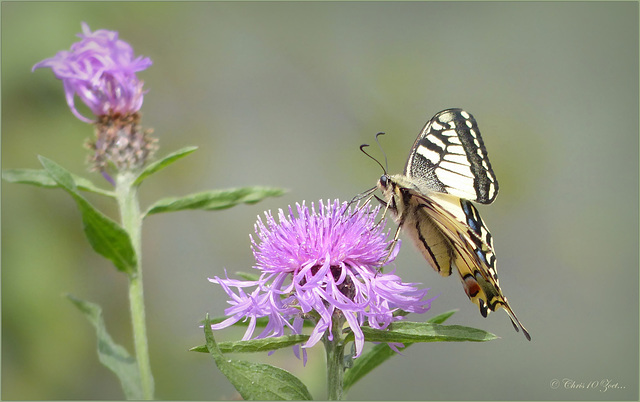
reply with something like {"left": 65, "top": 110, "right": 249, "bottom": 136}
{"left": 476, "top": 247, "right": 488, "bottom": 265}
{"left": 461, "top": 199, "right": 480, "bottom": 234}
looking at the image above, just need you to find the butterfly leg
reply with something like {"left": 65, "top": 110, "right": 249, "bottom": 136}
{"left": 382, "top": 222, "right": 403, "bottom": 264}
{"left": 345, "top": 194, "right": 375, "bottom": 221}
{"left": 347, "top": 187, "right": 378, "bottom": 219}
{"left": 348, "top": 186, "right": 377, "bottom": 207}
{"left": 373, "top": 194, "right": 393, "bottom": 229}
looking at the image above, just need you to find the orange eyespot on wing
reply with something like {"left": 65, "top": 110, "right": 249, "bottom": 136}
{"left": 462, "top": 274, "right": 481, "bottom": 298}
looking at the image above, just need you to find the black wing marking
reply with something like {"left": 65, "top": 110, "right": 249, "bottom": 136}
{"left": 404, "top": 108, "right": 499, "bottom": 204}
{"left": 414, "top": 190, "right": 530, "bottom": 340}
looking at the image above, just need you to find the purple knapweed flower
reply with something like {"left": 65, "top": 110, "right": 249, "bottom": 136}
{"left": 32, "top": 22, "right": 152, "bottom": 123}
{"left": 32, "top": 23, "right": 157, "bottom": 176}
{"left": 209, "top": 200, "right": 434, "bottom": 362}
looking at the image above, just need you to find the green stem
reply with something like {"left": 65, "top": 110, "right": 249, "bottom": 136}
{"left": 116, "top": 172, "right": 154, "bottom": 400}
{"left": 323, "top": 315, "right": 346, "bottom": 401}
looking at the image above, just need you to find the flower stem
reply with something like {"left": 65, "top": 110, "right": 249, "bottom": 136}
{"left": 324, "top": 315, "right": 346, "bottom": 401}
{"left": 116, "top": 172, "right": 154, "bottom": 399}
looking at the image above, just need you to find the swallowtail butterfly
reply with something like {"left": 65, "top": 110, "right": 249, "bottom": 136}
{"left": 363, "top": 108, "right": 530, "bottom": 340}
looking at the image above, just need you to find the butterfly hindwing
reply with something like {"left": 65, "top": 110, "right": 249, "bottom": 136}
{"left": 421, "top": 192, "right": 530, "bottom": 339}
{"left": 374, "top": 108, "right": 530, "bottom": 340}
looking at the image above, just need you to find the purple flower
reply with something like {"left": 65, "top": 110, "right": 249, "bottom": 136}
{"left": 209, "top": 200, "right": 434, "bottom": 362}
{"left": 32, "top": 22, "right": 152, "bottom": 123}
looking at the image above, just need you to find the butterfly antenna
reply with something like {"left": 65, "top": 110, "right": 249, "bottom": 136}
{"left": 374, "top": 132, "right": 389, "bottom": 172}
{"left": 359, "top": 141, "right": 387, "bottom": 175}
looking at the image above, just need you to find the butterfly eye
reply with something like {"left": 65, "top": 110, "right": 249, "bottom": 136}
{"left": 379, "top": 175, "right": 388, "bottom": 188}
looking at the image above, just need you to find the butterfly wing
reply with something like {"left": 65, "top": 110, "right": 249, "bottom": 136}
{"left": 389, "top": 185, "right": 454, "bottom": 278}
{"left": 404, "top": 108, "right": 498, "bottom": 204}
{"left": 415, "top": 190, "right": 530, "bottom": 340}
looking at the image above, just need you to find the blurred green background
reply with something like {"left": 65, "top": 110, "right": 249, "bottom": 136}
{"left": 2, "top": 2, "right": 638, "bottom": 400}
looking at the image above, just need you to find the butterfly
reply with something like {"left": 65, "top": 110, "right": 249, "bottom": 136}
{"left": 360, "top": 108, "right": 530, "bottom": 340}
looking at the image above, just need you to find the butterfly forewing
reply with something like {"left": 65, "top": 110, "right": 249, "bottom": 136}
{"left": 404, "top": 109, "right": 498, "bottom": 204}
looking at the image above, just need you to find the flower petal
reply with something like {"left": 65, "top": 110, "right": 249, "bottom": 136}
{"left": 33, "top": 22, "right": 151, "bottom": 122}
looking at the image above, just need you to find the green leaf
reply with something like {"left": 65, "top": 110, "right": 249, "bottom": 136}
{"left": 197, "top": 315, "right": 315, "bottom": 330}
{"left": 344, "top": 342, "right": 398, "bottom": 392}
{"left": 133, "top": 146, "right": 198, "bottom": 186}
{"left": 2, "top": 168, "right": 115, "bottom": 197}
{"left": 343, "top": 310, "right": 460, "bottom": 391}
{"left": 190, "top": 334, "right": 309, "bottom": 354}
{"left": 236, "top": 271, "right": 261, "bottom": 281}
{"left": 359, "top": 321, "right": 498, "bottom": 343}
{"left": 39, "top": 156, "right": 136, "bottom": 274}
{"left": 203, "top": 315, "right": 312, "bottom": 400}
{"left": 66, "top": 294, "right": 143, "bottom": 400}
{"left": 196, "top": 316, "right": 272, "bottom": 329}
{"left": 425, "top": 309, "right": 458, "bottom": 325}
{"left": 144, "top": 187, "right": 287, "bottom": 217}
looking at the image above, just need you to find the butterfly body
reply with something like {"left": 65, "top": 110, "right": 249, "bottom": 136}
{"left": 376, "top": 108, "right": 530, "bottom": 340}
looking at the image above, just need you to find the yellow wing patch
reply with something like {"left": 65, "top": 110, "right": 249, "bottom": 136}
{"left": 412, "top": 190, "right": 530, "bottom": 340}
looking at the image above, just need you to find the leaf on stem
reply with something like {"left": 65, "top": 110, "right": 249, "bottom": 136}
{"left": 190, "top": 333, "right": 309, "bottom": 354}
{"left": 203, "top": 315, "right": 312, "bottom": 400}
{"left": 144, "top": 187, "right": 287, "bottom": 217}
{"left": 424, "top": 309, "right": 458, "bottom": 325}
{"left": 344, "top": 342, "right": 398, "bottom": 392}
{"left": 66, "top": 294, "right": 144, "bottom": 400}
{"left": 235, "top": 271, "right": 261, "bottom": 281}
{"left": 2, "top": 168, "right": 115, "bottom": 197}
{"left": 133, "top": 146, "right": 198, "bottom": 186}
{"left": 196, "top": 315, "right": 315, "bottom": 330}
{"left": 359, "top": 321, "right": 498, "bottom": 343}
{"left": 38, "top": 156, "right": 137, "bottom": 274}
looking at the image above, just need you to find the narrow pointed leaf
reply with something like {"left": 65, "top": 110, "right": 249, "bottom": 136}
{"left": 133, "top": 146, "right": 198, "bottom": 186}
{"left": 344, "top": 343, "right": 398, "bottom": 392}
{"left": 360, "top": 321, "right": 498, "bottom": 343}
{"left": 344, "top": 310, "right": 460, "bottom": 391}
{"left": 190, "top": 334, "right": 309, "bottom": 354}
{"left": 196, "top": 315, "right": 314, "bottom": 330}
{"left": 203, "top": 315, "right": 312, "bottom": 400}
{"left": 66, "top": 294, "right": 143, "bottom": 400}
{"left": 38, "top": 156, "right": 136, "bottom": 274}
{"left": 196, "top": 316, "right": 273, "bottom": 329}
{"left": 235, "top": 271, "right": 260, "bottom": 281}
{"left": 2, "top": 168, "right": 115, "bottom": 197}
{"left": 144, "top": 187, "right": 286, "bottom": 217}
{"left": 424, "top": 309, "right": 458, "bottom": 325}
